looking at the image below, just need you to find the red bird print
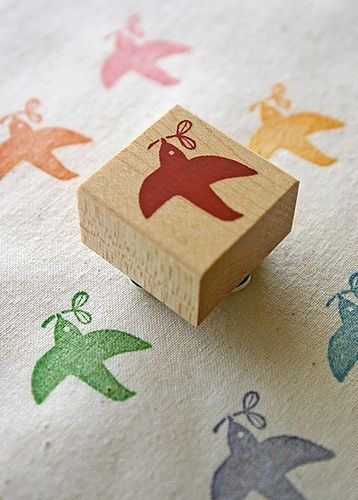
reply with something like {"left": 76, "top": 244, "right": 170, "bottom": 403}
{"left": 101, "top": 15, "right": 190, "bottom": 88}
{"left": 0, "top": 100, "right": 91, "bottom": 180}
{"left": 139, "top": 139, "right": 257, "bottom": 221}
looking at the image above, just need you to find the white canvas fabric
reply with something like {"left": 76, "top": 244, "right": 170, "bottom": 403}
{"left": 0, "top": 1, "right": 357, "bottom": 499}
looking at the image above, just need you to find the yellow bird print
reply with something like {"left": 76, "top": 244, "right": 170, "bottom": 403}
{"left": 249, "top": 83, "right": 344, "bottom": 167}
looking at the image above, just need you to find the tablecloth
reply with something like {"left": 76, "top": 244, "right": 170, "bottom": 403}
{"left": 1, "top": 1, "right": 357, "bottom": 499}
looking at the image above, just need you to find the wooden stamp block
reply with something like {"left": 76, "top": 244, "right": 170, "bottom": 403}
{"left": 78, "top": 105, "right": 299, "bottom": 326}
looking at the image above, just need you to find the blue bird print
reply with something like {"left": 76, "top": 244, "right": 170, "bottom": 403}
{"left": 326, "top": 272, "right": 358, "bottom": 382}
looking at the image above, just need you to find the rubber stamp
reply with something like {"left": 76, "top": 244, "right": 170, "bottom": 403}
{"left": 78, "top": 106, "right": 299, "bottom": 325}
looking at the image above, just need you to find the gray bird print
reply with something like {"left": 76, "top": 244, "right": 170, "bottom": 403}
{"left": 211, "top": 392, "right": 334, "bottom": 500}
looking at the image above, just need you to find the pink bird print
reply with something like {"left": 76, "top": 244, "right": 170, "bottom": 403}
{"left": 101, "top": 15, "right": 191, "bottom": 88}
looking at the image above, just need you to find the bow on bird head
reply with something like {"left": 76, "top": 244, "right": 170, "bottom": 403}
{"left": 213, "top": 391, "right": 266, "bottom": 454}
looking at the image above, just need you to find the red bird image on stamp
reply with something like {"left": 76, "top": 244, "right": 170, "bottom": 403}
{"left": 139, "top": 120, "right": 257, "bottom": 221}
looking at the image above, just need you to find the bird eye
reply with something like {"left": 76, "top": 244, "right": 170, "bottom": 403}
{"left": 237, "top": 431, "right": 245, "bottom": 439}
{"left": 169, "top": 150, "right": 175, "bottom": 156}
{"left": 64, "top": 325, "right": 70, "bottom": 332}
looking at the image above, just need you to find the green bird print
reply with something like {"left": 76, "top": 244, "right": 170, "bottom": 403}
{"left": 32, "top": 292, "right": 151, "bottom": 403}
{"left": 326, "top": 272, "right": 358, "bottom": 382}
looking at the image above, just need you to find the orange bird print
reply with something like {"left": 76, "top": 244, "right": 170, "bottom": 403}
{"left": 249, "top": 83, "right": 344, "bottom": 166}
{"left": 140, "top": 120, "right": 257, "bottom": 221}
{"left": 101, "top": 15, "right": 191, "bottom": 88}
{"left": 0, "top": 99, "right": 91, "bottom": 180}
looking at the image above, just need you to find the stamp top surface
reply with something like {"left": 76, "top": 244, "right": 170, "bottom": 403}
{"left": 81, "top": 105, "right": 298, "bottom": 275}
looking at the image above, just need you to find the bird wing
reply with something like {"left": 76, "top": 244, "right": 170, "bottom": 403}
{"left": 31, "top": 347, "right": 68, "bottom": 404}
{"left": 287, "top": 112, "right": 344, "bottom": 135}
{"left": 211, "top": 457, "right": 251, "bottom": 500}
{"left": 284, "top": 137, "right": 336, "bottom": 166}
{"left": 136, "top": 40, "right": 190, "bottom": 85}
{"left": 139, "top": 168, "right": 177, "bottom": 217}
{"left": 190, "top": 155, "right": 257, "bottom": 184}
{"left": 137, "top": 63, "right": 181, "bottom": 85}
{"left": 142, "top": 40, "right": 191, "bottom": 59}
{"left": 186, "top": 184, "right": 242, "bottom": 221}
{"left": 29, "top": 151, "right": 78, "bottom": 179}
{"left": 328, "top": 325, "right": 358, "bottom": 382}
{"left": 101, "top": 52, "right": 131, "bottom": 88}
{"left": 83, "top": 329, "right": 151, "bottom": 361}
{"left": 35, "top": 127, "right": 91, "bottom": 149}
{"left": 75, "top": 362, "right": 135, "bottom": 401}
{"left": 260, "top": 476, "right": 304, "bottom": 500}
{"left": 0, "top": 138, "right": 20, "bottom": 179}
{"left": 249, "top": 128, "right": 279, "bottom": 158}
{"left": 259, "top": 435, "right": 334, "bottom": 475}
